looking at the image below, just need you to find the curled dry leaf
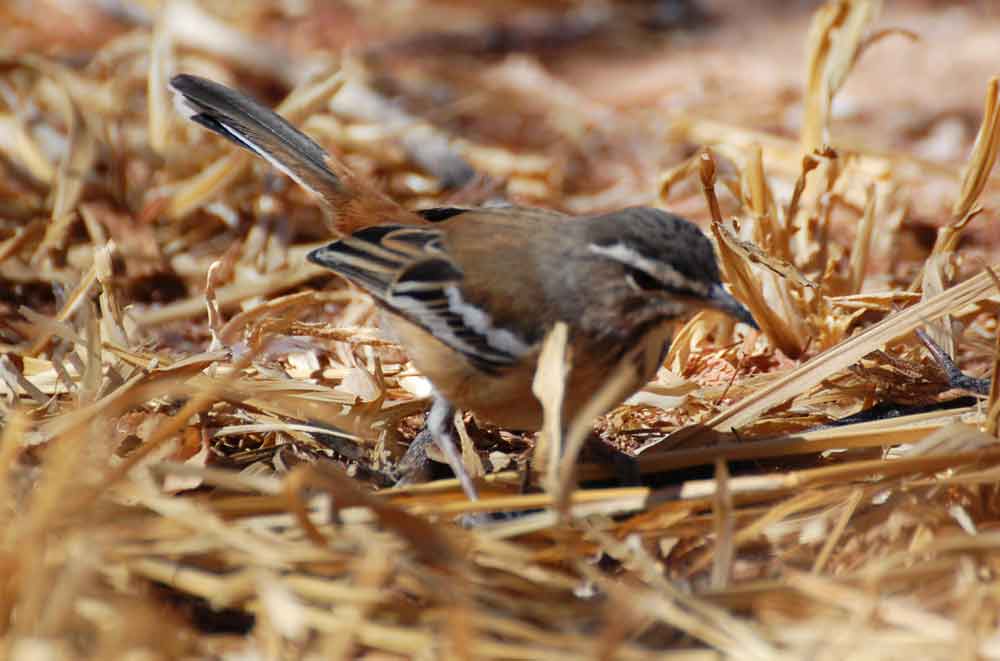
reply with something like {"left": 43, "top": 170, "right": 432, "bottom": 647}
{"left": 713, "top": 219, "right": 818, "bottom": 290}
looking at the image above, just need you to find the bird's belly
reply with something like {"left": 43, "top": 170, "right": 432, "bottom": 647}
{"left": 385, "top": 314, "right": 672, "bottom": 431}
{"left": 385, "top": 314, "right": 544, "bottom": 428}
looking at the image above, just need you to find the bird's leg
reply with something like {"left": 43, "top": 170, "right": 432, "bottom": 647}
{"left": 393, "top": 395, "right": 479, "bottom": 501}
{"left": 393, "top": 428, "right": 435, "bottom": 487}
{"left": 426, "top": 394, "right": 480, "bottom": 501}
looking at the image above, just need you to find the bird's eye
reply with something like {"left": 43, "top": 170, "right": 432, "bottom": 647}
{"left": 625, "top": 267, "right": 663, "bottom": 291}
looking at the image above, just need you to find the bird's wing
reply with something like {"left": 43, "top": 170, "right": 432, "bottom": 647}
{"left": 308, "top": 224, "right": 531, "bottom": 372}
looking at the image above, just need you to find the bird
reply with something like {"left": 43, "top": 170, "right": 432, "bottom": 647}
{"left": 169, "top": 73, "right": 757, "bottom": 501}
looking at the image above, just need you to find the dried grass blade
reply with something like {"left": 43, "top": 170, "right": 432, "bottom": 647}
{"left": 665, "top": 310, "right": 712, "bottom": 374}
{"left": 812, "top": 487, "right": 864, "bottom": 573}
{"left": 557, "top": 357, "right": 638, "bottom": 514}
{"left": 921, "top": 252, "right": 955, "bottom": 358}
{"left": 0, "top": 218, "right": 45, "bottom": 265}
{"left": 848, "top": 184, "right": 877, "bottom": 295}
{"left": 801, "top": 0, "right": 881, "bottom": 152}
{"left": 79, "top": 345, "right": 262, "bottom": 508}
{"left": 585, "top": 530, "right": 776, "bottom": 659}
{"left": 47, "top": 88, "right": 96, "bottom": 227}
{"left": 163, "top": 0, "right": 295, "bottom": 85}
{"left": 322, "top": 549, "right": 392, "bottom": 661}
{"left": 824, "top": 0, "right": 883, "bottom": 97}
{"left": 275, "top": 71, "right": 345, "bottom": 121}
{"left": 710, "top": 459, "right": 733, "bottom": 590}
{"left": 0, "top": 408, "right": 27, "bottom": 523}
{"left": 801, "top": 2, "right": 846, "bottom": 152}
{"left": 32, "top": 211, "right": 78, "bottom": 265}
{"left": 284, "top": 464, "right": 461, "bottom": 569}
{"left": 637, "top": 407, "right": 974, "bottom": 468}
{"left": 743, "top": 144, "right": 770, "bottom": 221}
{"left": 702, "top": 151, "right": 804, "bottom": 354}
{"left": 0, "top": 356, "right": 47, "bottom": 405}
{"left": 988, "top": 272, "right": 1000, "bottom": 429}
{"left": 134, "top": 261, "right": 326, "bottom": 326}
{"left": 657, "top": 152, "right": 701, "bottom": 202}
{"left": 94, "top": 242, "right": 129, "bottom": 348}
{"left": 702, "top": 267, "right": 999, "bottom": 431}
{"left": 531, "top": 322, "right": 569, "bottom": 492}
{"left": 699, "top": 151, "right": 724, "bottom": 223}
{"left": 712, "top": 220, "right": 803, "bottom": 356}
{"left": 27, "top": 262, "right": 98, "bottom": 356}
{"left": 204, "top": 261, "right": 224, "bottom": 351}
{"left": 166, "top": 152, "right": 250, "bottom": 220}
{"left": 953, "top": 76, "right": 1000, "bottom": 219}
{"left": 147, "top": 15, "right": 172, "bottom": 155}
{"left": 454, "top": 411, "right": 486, "bottom": 480}
{"left": 219, "top": 290, "right": 328, "bottom": 343}
{"left": 714, "top": 219, "right": 817, "bottom": 290}
{"left": 787, "top": 570, "right": 956, "bottom": 641}
{"left": 784, "top": 155, "right": 817, "bottom": 235}
{"left": 0, "top": 112, "right": 54, "bottom": 182}
{"left": 81, "top": 303, "right": 102, "bottom": 402}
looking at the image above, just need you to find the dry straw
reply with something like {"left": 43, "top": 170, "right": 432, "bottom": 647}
{"left": 3, "top": 1, "right": 1000, "bottom": 659}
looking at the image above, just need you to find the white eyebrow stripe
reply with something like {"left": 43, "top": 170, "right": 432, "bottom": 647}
{"left": 588, "top": 241, "right": 662, "bottom": 276}
{"left": 588, "top": 241, "right": 706, "bottom": 294}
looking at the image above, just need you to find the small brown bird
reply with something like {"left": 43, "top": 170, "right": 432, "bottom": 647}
{"left": 170, "top": 74, "right": 756, "bottom": 500}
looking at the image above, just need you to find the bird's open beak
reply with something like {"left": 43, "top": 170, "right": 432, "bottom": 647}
{"left": 709, "top": 284, "right": 759, "bottom": 330}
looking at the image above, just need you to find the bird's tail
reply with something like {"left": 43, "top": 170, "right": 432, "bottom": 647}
{"left": 169, "top": 73, "right": 419, "bottom": 233}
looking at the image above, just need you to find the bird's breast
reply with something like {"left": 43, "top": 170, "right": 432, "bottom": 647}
{"left": 385, "top": 313, "right": 673, "bottom": 431}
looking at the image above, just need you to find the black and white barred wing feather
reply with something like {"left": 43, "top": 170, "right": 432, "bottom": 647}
{"left": 308, "top": 226, "right": 528, "bottom": 372}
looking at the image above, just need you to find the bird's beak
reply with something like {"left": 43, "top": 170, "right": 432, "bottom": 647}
{"left": 709, "top": 283, "right": 759, "bottom": 330}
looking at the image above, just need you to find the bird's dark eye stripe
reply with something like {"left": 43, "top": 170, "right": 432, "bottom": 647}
{"left": 626, "top": 266, "right": 700, "bottom": 299}
{"left": 626, "top": 267, "right": 662, "bottom": 291}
